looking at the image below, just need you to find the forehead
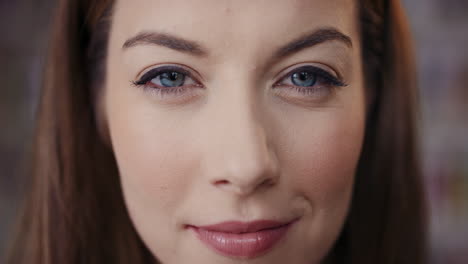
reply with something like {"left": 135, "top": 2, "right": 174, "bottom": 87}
{"left": 112, "top": 0, "right": 357, "bottom": 56}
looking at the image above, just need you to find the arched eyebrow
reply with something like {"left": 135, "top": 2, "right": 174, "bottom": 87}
{"left": 273, "top": 28, "right": 352, "bottom": 59}
{"left": 122, "top": 27, "right": 352, "bottom": 59}
{"left": 122, "top": 32, "right": 208, "bottom": 56}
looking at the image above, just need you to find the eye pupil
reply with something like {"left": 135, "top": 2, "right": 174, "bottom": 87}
{"left": 292, "top": 71, "right": 316, "bottom": 87}
{"left": 159, "top": 71, "right": 185, "bottom": 87}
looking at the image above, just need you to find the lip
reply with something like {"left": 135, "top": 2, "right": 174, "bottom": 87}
{"left": 187, "top": 219, "right": 297, "bottom": 259}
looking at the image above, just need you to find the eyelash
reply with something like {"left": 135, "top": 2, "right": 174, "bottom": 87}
{"left": 272, "top": 65, "right": 347, "bottom": 97}
{"left": 131, "top": 64, "right": 347, "bottom": 99}
{"left": 131, "top": 65, "right": 202, "bottom": 98}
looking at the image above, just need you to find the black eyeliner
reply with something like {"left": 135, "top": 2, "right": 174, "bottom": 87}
{"left": 290, "top": 65, "right": 348, "bottom": 87}
{"left": 133, "top": 65, "right": 192, "bottom": 86}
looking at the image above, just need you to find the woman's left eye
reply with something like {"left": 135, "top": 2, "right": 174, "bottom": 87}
{"left": 274, "top": 65, "right": 347, "bottom": 98}
{"left": 157, "top": 71, "right": 186, "bottom": 87}
{"left": 290, "top": 71, "right": 318, "bottom": 87}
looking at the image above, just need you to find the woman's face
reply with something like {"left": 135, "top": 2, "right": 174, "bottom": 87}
{"left": 104, "top": 0, "right": 365, "bottom": 263}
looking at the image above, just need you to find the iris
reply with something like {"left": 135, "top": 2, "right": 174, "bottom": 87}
{"left": 291, "top": 71, "right": 317, "bottom": 87}
{"left": 159, "top": 71, "right": 185, "bottom": 87}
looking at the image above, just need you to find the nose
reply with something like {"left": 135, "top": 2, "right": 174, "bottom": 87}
{"left": 200, "top": 86, "right": 280, "bottom": 197}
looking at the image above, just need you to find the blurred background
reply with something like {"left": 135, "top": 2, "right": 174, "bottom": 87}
{"left": 0, "top": 0, "right": 467, "bottom": 263}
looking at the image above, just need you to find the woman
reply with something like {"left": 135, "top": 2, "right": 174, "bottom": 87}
{"left": 7, "top": 0, "right": 427, "bottom": 263}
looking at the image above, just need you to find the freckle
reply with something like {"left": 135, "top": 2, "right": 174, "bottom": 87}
{"left": 224, "top": 7, "right": 231, "bottom": 14}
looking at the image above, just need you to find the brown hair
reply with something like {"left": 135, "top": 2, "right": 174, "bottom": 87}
{"left": 6, "top": 0, "right": 426, "bottom": 263}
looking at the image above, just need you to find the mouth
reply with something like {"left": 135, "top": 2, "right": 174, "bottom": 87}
{"left": 186, "top": 218, "right": 299, "bottom": 259}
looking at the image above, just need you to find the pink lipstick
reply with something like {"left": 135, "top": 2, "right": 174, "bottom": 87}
{"left": 188, "top": 219, "right": 295, "bottom": 258}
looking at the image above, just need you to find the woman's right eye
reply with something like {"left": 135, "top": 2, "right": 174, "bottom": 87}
{"left": 132, "top": 65, "right": 203, "bottom": 98}
{"left": 134, "top": 66, "right": 199, "bottom": 88}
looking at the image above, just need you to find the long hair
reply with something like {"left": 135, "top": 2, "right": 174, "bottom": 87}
{"left": 6, "top": 0, "right": 426, "bottom": 263}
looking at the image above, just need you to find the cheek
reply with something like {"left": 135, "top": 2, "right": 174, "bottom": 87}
{"left": 289, "top": 118, "right": 362, "bottom": 205}
{"left": 276, "top": 106, "right": 364, "bottom": 261}
{"left": 278, "top": 106, "right": 365, "bottom": 236}
{"left": 270, "top": 86, "right": 365, "bottom": 207}
{"left": 114, "top": 127, "right": 190, "bottom": 213}
{"left": 105, "top": 95, "right": 198, "bottom": 243}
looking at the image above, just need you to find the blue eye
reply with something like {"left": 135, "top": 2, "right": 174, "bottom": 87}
{"left": 134, "top": 66, "right": 197, "bottom": 88}
{"left": 274, "top": 65, "right": 347, "bottom": 98}
{"left": 291, "top": 71, "right": 317, "bottom": 87}
{"left": 132, "top": 65, "right": 203, "bottom": 99}
{"left": 159, "top": 71, "right": 186, "bottom": 87}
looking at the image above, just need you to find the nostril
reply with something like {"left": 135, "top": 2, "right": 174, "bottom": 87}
{"left": 258, "top": 177, "right": 276, "bottom": 191}
{"left": 263, "top": 177, "right": 276, "bottom": 187}
{"left": 214, "top": 179, "right": 230, "bottom": 185}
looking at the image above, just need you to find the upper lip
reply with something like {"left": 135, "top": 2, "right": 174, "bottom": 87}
{"left": 191, "top": 219, "right": 296, "bottom": 234}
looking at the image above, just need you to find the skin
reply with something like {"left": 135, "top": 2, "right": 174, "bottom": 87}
{"left": 103, "top": 0, "right": 365, "bottom": 263}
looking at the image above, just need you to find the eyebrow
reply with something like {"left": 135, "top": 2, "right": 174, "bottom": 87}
{"left": 122, "top": 31, "right": 208, "bottom": 56}
{"left": 273, "top": 28, "right": 352, "bottom": 59}
{"left": 122, "top": 27, "right": 352, "bottom": 59}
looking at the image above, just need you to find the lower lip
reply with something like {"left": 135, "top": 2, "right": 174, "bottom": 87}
{"left": 189, "top": 222, "right": 294, "bottom": 259}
